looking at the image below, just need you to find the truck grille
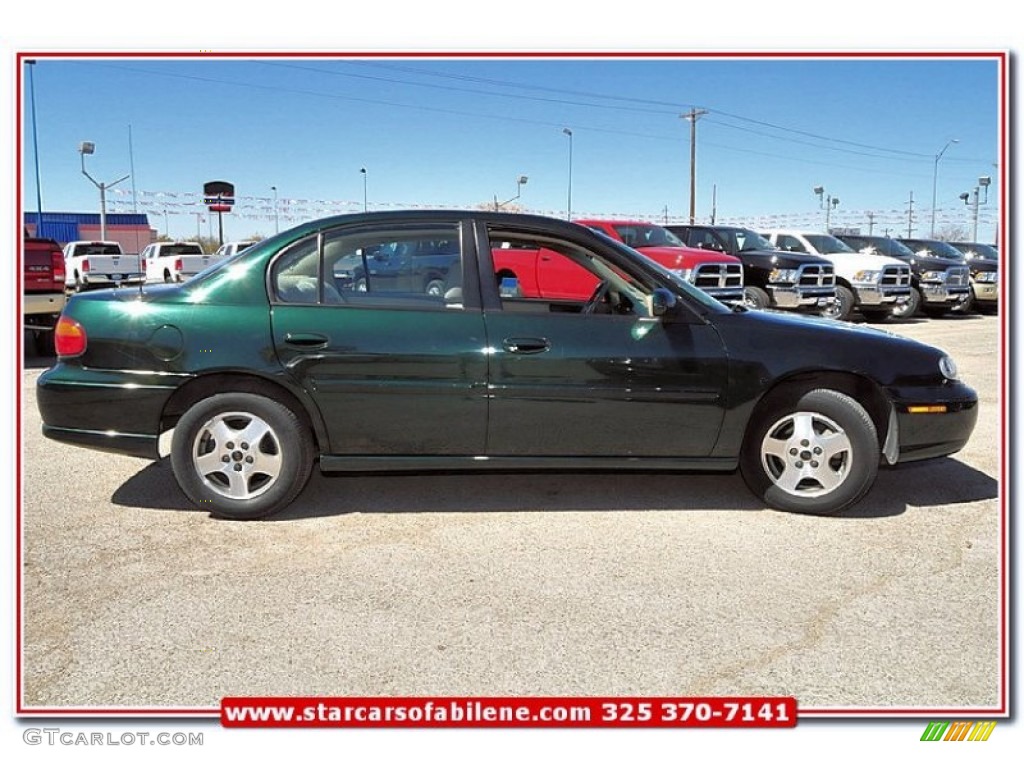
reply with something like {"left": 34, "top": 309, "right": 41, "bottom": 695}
{"left": 881, "top": 265, "right": 911, "bottom": 287}
{"left": 945, "top": 267, "right": 970, "bottom": 288}
{"left": 693, "top": 262, "right": 743, "bottom": 288}
{"left": 798, "top": 265, "right": 835, "bottom": 287}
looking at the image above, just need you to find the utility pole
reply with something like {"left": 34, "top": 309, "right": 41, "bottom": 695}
{"left": 906, "top": 191, "right": 915, "bottom": 238}
{"left": 711, "top": 184, "right": 717, "bottom": 225}
{"left": 866, "top": 211, "right": 875, "bottom": 236}
{"left": 682, "top": 109, "right": 707, "bottom": 225}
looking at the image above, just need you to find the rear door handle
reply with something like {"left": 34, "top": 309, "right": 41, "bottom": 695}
{"left": 502, "top": 337, "right": 550, "bottom": 355}
{"left": 284, "top": 332, "right": 329, "bottom": 349}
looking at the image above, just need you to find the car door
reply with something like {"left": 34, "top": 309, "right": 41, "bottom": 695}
{"left": 476, "top": 221, "right": 729, "bottom": 458}
{"left": 270, "top": 219, "right": 488, "bottom": 456}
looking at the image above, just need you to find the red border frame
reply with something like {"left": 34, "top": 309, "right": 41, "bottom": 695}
{"left": 14, "top": 50, "right": 1009, "bottom": 719}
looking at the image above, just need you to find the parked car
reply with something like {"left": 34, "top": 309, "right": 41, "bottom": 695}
{"left": 62, "top": 240, "right": 145, "bottom": 291}
{"left": 761, "top": 230, "right": 911, "bottom": 322}
{"left": 666, "top": 225, "right": 836, "bottom": 312}
{"left": 837, "top": 235, "right": 970, "bottom": 319}
{"left": 332, "top": 236, "right": 460, "bottom": 296}
{"left": 141, "top": 241, "right": 208, "bottom": 283}
{"left": 948, "top": 242, "right": 999, "bottom": 314}
{"left": 574, "top": 220, "right": 744, "bottom": 303}
{"left": 38, "top": 211, "right": 977, "bottom": 520}
{"left": 23, "top": 235, "right": 66, "bottom": 355}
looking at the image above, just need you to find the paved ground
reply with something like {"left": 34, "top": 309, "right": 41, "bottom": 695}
{"left": 20, "top": 313, "right": 1002, "bottom": 711}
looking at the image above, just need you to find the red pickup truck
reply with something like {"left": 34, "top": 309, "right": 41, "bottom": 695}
{"left": 23, "top": 235, "right": 67, "bottom": 356}
{"left": 575, "top": 219, "right": 744, "bottom": 302}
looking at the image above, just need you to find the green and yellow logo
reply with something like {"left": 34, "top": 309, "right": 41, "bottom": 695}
{"left": 921, "top": 721, "right": 997, "bottom": 741}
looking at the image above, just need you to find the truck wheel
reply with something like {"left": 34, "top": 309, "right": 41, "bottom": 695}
{"left": 743, "top": 286, "right": 771, "bottom": 310}
{"left": 424, "top": 278, "right": 446, "bottom": 296}
{"left": 163, "top": 269, "right": 173, "bottom": 284}
{"left": 171, "top": 393, "right": 314, "bottom": 520}
{"left": 820, "top": 285, "right": 854, "bottom": 321}
{"left": 740, "top": 388, "right": 879, "bottom": 515}
{"left": 890, "top": 286, "right": 921, "bottom": 319}
{"left": 951, "top": 288, "right": 976, "bottom": 315}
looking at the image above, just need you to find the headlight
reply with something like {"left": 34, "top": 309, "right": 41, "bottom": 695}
{"left": 768, "top": 268, "right": 799, "bottom": 283}
{"left": 939, "top": 355, "right": 959, "bottom": 381}
{"left": 852, "top": 269, "right": 881, "bottom": 283}
{"left": 671, "top": 268, "right": 695, "bottom": 283}
{"left": 921, "top": 270, "right": 944, "bottom": 281}
{"left": 975, "top": 271, "right": 997, "bottom": 283}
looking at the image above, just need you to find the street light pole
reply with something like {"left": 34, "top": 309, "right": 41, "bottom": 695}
{"left": 562, "top": 128, "right": 573, "bottom": 220}
{"left": 931, "top": 138, "right": 959, "bottom": 237}
{"left": 813, "top": 186, "right": 839, "bottom": 231}
{"left": 272, "top": 185, "right": 280, "bottom": 233}
{"left": 360, "top": 168, "right": 367, "bottom": 212}
{"left": 79, "top": 141, "right": 129, "bottom": 242}
{"left": 682, "top": 109, "right": 707, "bottom": 224}
{"left": 495, "top": 175, "right": 528, "bottom": 211}
{"left": 26, "top": 60, "right": 44, "bottom": 231}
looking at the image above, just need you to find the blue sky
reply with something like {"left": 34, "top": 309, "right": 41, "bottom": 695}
{"left": 21, "top": 55, "right": 1001, "bottom": 242}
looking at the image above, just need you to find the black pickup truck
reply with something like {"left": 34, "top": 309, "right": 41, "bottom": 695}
{"left": 666, "top": 225, "right": 835, "bottom": 312}
{"left": 838, "top": 235, "right": 970, "bottom": 319}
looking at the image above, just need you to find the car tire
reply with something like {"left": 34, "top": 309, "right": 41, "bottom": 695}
{"left": 740, "top": 388, "right": 879, "bottom": 515}
{"left": 890, "top": 286, "right": 921, "bottom": 319}
{"left": 743, "top": 286, "right": 771, "bottom": 310}
{"left": 821, "top": 285, "right": 855, "bottom": 321}
{"left": 424, "top": 278, "right": 446, "bottom": 296}
{"left": 952, "top": 288, "right": 976, "bottom": 315}
{"left": 171, "top": 393, "right": 314, "bottom": 520}
{"left": 34, "top": 329, "right": 56, "bottom": 357}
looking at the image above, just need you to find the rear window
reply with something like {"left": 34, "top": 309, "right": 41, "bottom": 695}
{"left": 78, "top": 244, "right": 122, "bottom": 255}
{"left": 163, "top": 244, "right": 204, "bottom": 255}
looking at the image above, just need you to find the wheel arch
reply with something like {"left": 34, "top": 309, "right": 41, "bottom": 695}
{"left": 746, "top": 370, "right": 890, "bottom": 451}
{"left": 160, "top": 372, "right": 327, "bottom": 455}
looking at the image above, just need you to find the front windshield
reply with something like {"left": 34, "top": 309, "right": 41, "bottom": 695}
{"left": 843, "top": 236, "right": 916, "bottom": 259}
{"left": 952, "top": 242, "right": 998, "bottom": 260}
{"left": 805, "top": 234, "right": 855, "bottom": 254}
{"left": 611, "top": 223, "right": 685, "bottom": 249}
{"left": 906, "top": 240, "right": 966, "bottom": 261}
{"left": 723, "top": 228, "right": 773, "bottom": 252}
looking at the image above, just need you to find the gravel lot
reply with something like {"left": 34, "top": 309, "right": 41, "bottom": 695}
{"left": 20, "top": 313, "right": 1002, "bottom": 711}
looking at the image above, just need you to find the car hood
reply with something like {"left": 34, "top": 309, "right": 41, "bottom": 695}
{"left": 819, "top": 252, "right": 907, "bottom": 270}
{"left": 637, "top": 245, "right": 740, "bottom": 269}
{"left": 710, "top": 306, "right": 946, "bottom": 387}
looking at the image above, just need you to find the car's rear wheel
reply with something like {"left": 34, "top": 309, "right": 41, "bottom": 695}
{"left": 740, "top": 388, "right": 879, "bottom": 515}
{"left": 171, "top": 393, "right": 314, "bottom": 520}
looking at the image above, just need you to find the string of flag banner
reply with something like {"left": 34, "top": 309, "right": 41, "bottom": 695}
{"left": 108, "top": 189, "right": 996, "bottom": 234}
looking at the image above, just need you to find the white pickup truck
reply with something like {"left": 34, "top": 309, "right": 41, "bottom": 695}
{"left": 762, "top": 230, "right": 912, "bottom": 321}
{"left": 141, "top": 241, "right": 209, "bottom": 283}
{"left": 213, "top": 240, "right": 257, "bottom": 258}
{"left": 63, "top": 240, "right": 145, "bottom": 291}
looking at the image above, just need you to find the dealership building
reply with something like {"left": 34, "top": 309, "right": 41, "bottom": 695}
{"left": 24, "top": 212, "right": 156, "bottom": 255}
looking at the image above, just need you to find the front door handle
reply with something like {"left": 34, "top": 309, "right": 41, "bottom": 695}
{"left": 502, "top": 337, "right": 550, "bottom": 355}
{"left": 284, "top": 332, "right": 329, "bottom": 349}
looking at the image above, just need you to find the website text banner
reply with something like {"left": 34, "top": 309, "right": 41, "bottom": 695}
{"left": 221, "top": 696, "right": 798, "bottom": 728}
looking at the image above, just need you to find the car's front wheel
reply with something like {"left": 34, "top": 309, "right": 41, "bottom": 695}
{"left": 820, "top": 285, "right": 855, "bottom": 321}
{"left": 743, "top": 286, "right": 771, "bottom": 310}
{"left": 740, "top": 388, "right": 879, "bottom": 515}
{"left": 171, "top": 393, "right": 314, "bottom": 520}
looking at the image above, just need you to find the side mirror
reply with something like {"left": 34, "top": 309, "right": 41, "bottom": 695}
{"left": 651, "top": 287, "right": 677, "bottom": 316}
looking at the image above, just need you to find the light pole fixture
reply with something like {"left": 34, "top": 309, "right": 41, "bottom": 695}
{"left": 930, "top": 138, "right": 959, "bottom": 237}
{"left": 26, "top": 59, "right": 44, "bottom": 231}
{"left": 271, "top": 185, "right": 279, "bottom": 233}
{"left": 813, "top": 186, "right": 840, "bottom": 231}
{"left": 360, "top": 168, "right": 367, "bottom": 212}
{"left": 495, "top": 175, "right": 528, "bottom": 211}
{"left": 960, "top": 175, "right": 991, "bottom": 243}
{"left": 562, "top": 128, "right": 573, "bottom": 220}
{"left": 79, "top": 141, "right": 129, "bottom": 242}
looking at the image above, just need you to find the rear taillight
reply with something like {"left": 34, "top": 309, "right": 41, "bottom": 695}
{"left": 175, "top": 258, "right": 183, "bottom": 272}
{"left": 141, "top": 258, "right": 147, "bottom": 272}
{"left": 81, "top": 258, "right": 91, "bottom": 273}
{"left": 54, "top": 316, "right": 87, "bottom": 357}
{"left": 51, "top": 249, "right": 66, "bottom": 284}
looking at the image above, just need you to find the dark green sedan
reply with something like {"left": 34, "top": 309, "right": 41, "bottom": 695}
{"left": 37, "top": 211, "right": 978, "bottom": 519}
